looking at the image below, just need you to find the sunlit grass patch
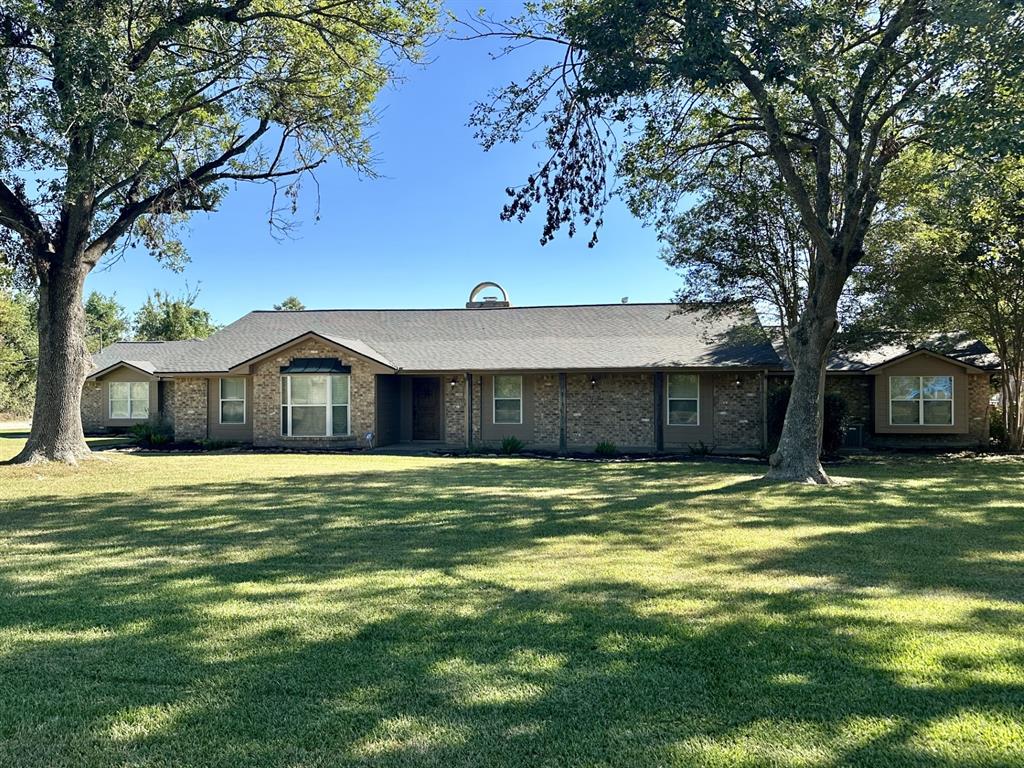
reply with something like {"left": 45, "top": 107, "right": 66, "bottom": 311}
{"left": 0, "top": 434, "right": 1022, "bottom": 766}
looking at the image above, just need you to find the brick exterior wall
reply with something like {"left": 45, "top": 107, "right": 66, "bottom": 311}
{"left": 251, "top": 339, "right": 377, "bottom": 448}
{"left": 172, "top": 377, "right": 208, "bottom": 442}
{"left": 444, "top": 375, "right": 467, "bottom": 446}
{"left": 565, "top": 372, "right": 655, "bottom": 451}
{"left": 533, "top": 373, "right": 561, "bottom": 446}
{"left": 81, "top": 380, "right": 104, "bottom": 433}
{"left": 161, "top": 379, "right": 176, "bottom": 430}
{"left": 711, "top": 372, "right": 763, "bottom": 452}
{"left": 967, "top": 373, "right": 992, "bottom": 444}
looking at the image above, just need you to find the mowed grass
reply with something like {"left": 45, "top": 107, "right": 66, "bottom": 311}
{"left": 0, "top": 434, "right": 1023, "bottom": 767}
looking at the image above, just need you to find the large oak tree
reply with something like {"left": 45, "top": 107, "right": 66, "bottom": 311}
{"left": 0, "top": 0, "right": 438, "bottom": 463}
{"left": 468, "top": 0, "right": 1020, "bottom": 483}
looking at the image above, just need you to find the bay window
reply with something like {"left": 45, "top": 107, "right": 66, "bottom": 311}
{"left": 109, "top": 381, "right": 149, "bottom": 419}
{"left": 219, "top": 378, "right": 246, "bottom": 424}
{"left": 280, "top": 374, "right": 350, "bottom": 436}
{"left": 890, "top": 375, "right": 953, "bottom": 426}
{"left": 493, "top": 375, "right": 522, "bottom": 424}
{"left": 667, "top": 373, "right": 700, "bottom": 425}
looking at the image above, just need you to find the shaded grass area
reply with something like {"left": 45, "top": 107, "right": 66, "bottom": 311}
{"left": 0, "top": 434, "right": 1023, "bottom": 766}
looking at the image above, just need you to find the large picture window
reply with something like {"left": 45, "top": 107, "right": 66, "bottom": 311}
{"left": 493, "top": 375, "right": 523, "bottom": 424}
{"left": 890, "top": 375, "right": 954, "bottom": 426}
{"left": 280, "top": 374, "right": 350, "bottom": 436}
{"left": 109, "top": 381, "right": 149, "bottom": 419}
{"left": 667, "top": 373, "right": 700, "bottom": 426}
{"left": 219, "top": 378, "right": 246, "bottom": 424}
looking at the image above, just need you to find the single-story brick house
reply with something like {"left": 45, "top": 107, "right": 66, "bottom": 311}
{"left": 82, "top": 285, "right": 998, "bottom": 453}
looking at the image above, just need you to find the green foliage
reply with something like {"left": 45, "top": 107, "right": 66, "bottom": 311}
{"left": 134, "top": 288, "right": 218, "bottom": 341}
{"left": 858, "top": 151, "right": 1024, "bottom": 451}
{"left": 0, "top": 0, "right": 440, "bottom": 269}
{"left": 85, "top": 291, "right": 129, "bottom": 352}
{"left": 687, "top": 440, "right": 715, "bottom": 456}
{"left": 500, "top": 435, "right": 524, "bottom": 455}
{"left": 0, "top": 287, "right": 36, "bottom": 417}
{"left": 768, "top": 386, "right": 849, "bottom": 457}
{"left": 198, "top": 439, "right": 241, "bottom": 451}
{"left": 130, "top": 420, "right": 173, "bottom": 447}
{"left": 273, "top": 296, "right": 306, "bottom": 311}
{"left": 594, "top": 441, "right": 618, "bottom": 457}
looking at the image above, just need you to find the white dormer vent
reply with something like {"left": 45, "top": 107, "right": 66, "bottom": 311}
{"left": 466, "top": 282, "right": 510, "bottom": 309}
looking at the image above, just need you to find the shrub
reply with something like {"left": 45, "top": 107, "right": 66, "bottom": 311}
{"left": 990, "top": 406, "right": 1008, "bottom": 450}
{"left": 130, "top": 420, "right": 173, "bottom": 447}
{"left": 688, "top": 440, "right": 715, "bottom": 456}
{"left": 500, "top": 435, "right": 524, "bottom": 455}
{"left": 594, "top": 441, "right": 618, "bottom": 457}
{"left": 767, "top": 386, "right": 849, "bottom": 457}
{"left": 821, "top": 393, "right": 849, "bottom": 456}
{"left": 198, "top": 439, "right": 240, "bottom": 451}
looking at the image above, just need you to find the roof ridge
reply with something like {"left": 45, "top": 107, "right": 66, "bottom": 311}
{"left": 248, "top": 300, "right": 748, "bottom": 314}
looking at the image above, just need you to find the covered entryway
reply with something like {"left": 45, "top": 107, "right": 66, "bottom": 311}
{"left": 411, "top": 376, "right": 442, "bottom": 440}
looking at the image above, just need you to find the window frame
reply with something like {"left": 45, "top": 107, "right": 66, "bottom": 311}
{"left": 666, "top": 373, "right": 701, "bottom": 427}
{"left": 492, "top": 375, "right": 523, "bottom": 425}
{"left": 888, "top": 375, "right": 955, "bottom": 427}
{"left": 280, "top": 374, "right": 351, "bottom": 437}
{"left": 218, "top": 377, "right": 246, "bottom": 425}
{"left": 108, "top": 381, "right": 150, "bottom": 420}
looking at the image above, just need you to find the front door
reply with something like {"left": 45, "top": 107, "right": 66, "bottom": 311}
{"left": 412, "top": 377, "right": 441, "bottom": 440}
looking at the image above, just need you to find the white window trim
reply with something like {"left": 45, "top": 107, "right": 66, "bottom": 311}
{"left": 280, "top": 374, "right": 351, "bottom": 437}
{"left": 218, "top": 377, "right": 246, "bottom": 425}
{"left": 108, "top": 381, "right": 150, "bottom": 420}
{"left": 888, "top": 375, "right": 955, "bottom": 427}
{"left": 666, "top": 373, "right": 700, "bottom": 427}
{"left": 492, "top": 375, "right": 523, "bottom": 425}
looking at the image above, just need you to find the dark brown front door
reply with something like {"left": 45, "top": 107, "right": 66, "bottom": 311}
{"left": 412, "top": 377, "right": 441, "bottom": 440}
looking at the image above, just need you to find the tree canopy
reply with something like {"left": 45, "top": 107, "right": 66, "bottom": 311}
{"left": 84, "top": 291, "right": 129, "bottom": 352}
{"left": 468, "top": 0, "right": 1022, "bottom": 482}
{"left": 134, "top": 288, "right": 218, "bottom": 341}
{"left": 274, "top": 295, "right": 306, "bottom": 311}
{"left": 0, "top": 0, "right": 439, "bottom": 462}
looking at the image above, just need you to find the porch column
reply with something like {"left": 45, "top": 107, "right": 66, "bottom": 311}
{"left": 654, "top": 372, "right": 664, "bottom": 452}
{"left": 558, "top": 372, "right": 567, "bottom": 453}
{"left": 465, "top": 372, "right": 473, "bottom": 450}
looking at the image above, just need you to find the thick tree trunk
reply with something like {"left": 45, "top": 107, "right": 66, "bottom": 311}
{"left": 765, "top": 265, "right": 844, "bottom": 484}
{"left": 11, "top": 255, "right": 92, "bottom": 465}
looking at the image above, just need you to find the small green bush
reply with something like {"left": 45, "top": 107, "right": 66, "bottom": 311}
{"left": 990, "top": 407, "right": 1008, "bottom": 450}
{"left": 198, "top": 439, "right": 240, "bottom": 451}
{"left": 500, "top": 435, "right": 524, "bottom": 455}
{"left": 594, "top": 441, "right": 618, "bottom": 457}
{"left": 130, "top": 420, "right": 173, "bottom": 447}
{"left": 688, "top": 440, "right": 715, "bottom": 456}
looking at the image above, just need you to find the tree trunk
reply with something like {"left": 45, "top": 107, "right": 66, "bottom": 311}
{"left": 765, "top": 267, "right": 844, "bottom": 484}
{"left": 11, "top": 254, "right": 92, "bottom": 465}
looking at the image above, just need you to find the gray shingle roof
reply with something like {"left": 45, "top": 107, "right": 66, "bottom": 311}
{"left": 89, "top": 302, "right": 782, "bottom": 375}
{"left": 768, "top": 329, "right": 1000, "bottom": 372}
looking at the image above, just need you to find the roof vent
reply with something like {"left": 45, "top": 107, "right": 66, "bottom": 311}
{"left": 466, "top": 281, "right": 510, "bottom": 309}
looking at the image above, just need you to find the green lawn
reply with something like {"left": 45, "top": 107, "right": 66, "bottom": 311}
{"left": 1, "top": 434, "right": 1022, "bottom": 767}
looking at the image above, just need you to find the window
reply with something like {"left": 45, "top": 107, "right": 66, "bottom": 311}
{"left": 109, "top": 381, "right": 149, "bottom": 419}
{"left": 667, "top": 373, "right": 700, "bottom": 426}
{"left": 890, "top": 375, "right": 954, "bottom": 426}
{"left": 280, "top": 374, "right": 350, "bottom": 436}
{"left": 219, "top": 378, "right": 246, "bottom": 424}
{"left": 493, "top": 375, "right": 522, "bottom": 424}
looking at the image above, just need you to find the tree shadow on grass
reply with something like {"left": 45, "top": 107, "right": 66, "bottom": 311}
{"left": 1, "top": 573, "right": 1022, "bottom": 767}
{"left": 1, "top": 457, "right": 1023, "bottom": 765}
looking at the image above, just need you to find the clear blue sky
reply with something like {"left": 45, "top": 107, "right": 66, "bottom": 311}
{"left": 85, "top": 2, "right": 678, "bottom": 326}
